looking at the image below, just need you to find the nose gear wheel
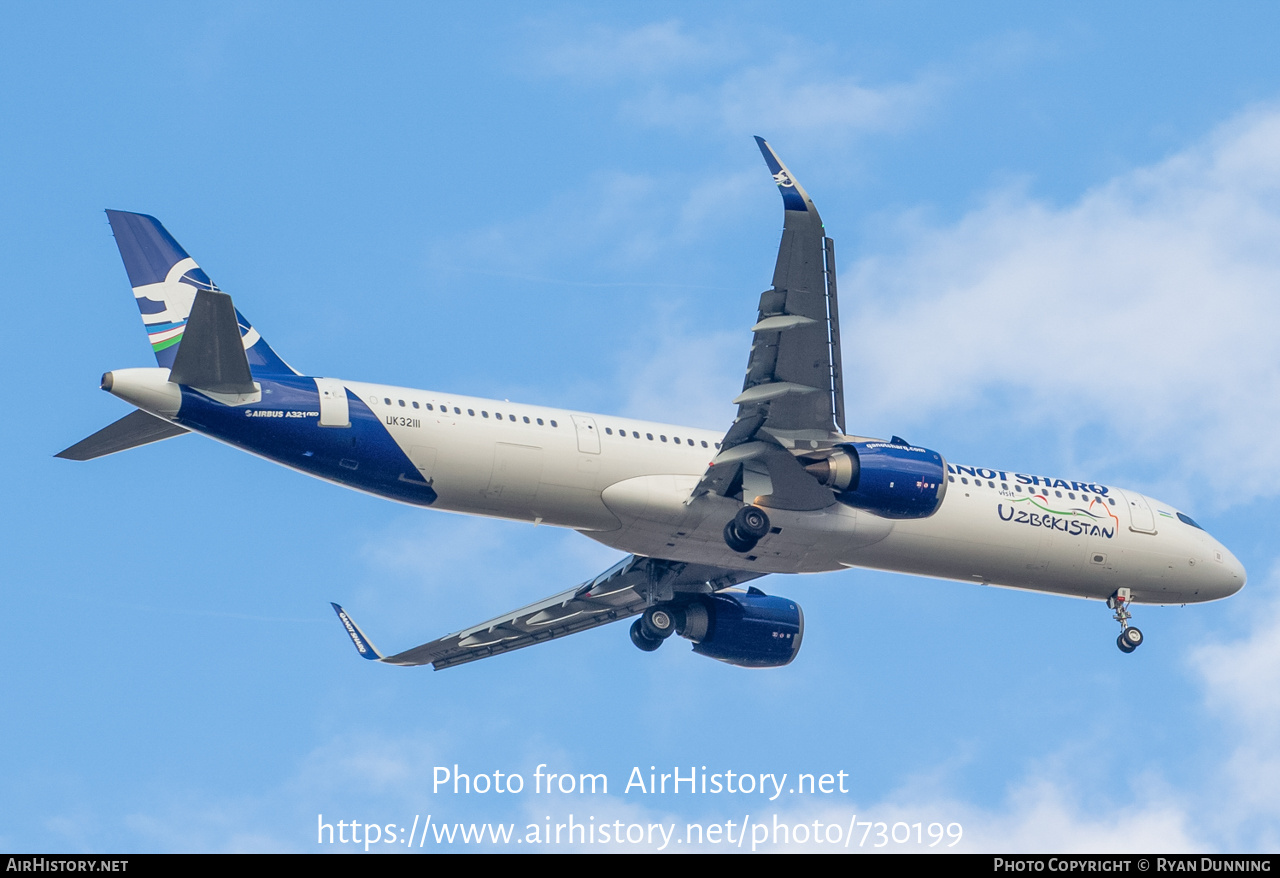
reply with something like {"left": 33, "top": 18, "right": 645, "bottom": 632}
{"left": 1108, "top": 588, "right": 1144, "bottom": 653}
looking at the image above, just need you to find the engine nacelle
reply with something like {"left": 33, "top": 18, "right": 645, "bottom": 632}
{"left": 805, "top": 440, "right": 947, "bottom": 519}
{"left": 679, "top": 589, "right": 804, "bottom": 668}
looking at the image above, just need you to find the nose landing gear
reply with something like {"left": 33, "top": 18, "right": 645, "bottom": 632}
{"left": 1109, "top": 588, "right": 1144, "bottom": 653}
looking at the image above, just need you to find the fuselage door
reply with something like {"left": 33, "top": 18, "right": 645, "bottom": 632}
{"left": 1116, "top": 488, "right": 1157, "bottom": 535}
{"left": 571, "top": 415, "right": 601, "bottom": 454}
{"left": 315, "top": 377, "right": 351, "bottom": 428}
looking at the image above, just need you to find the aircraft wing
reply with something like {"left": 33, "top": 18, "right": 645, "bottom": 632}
{"left": 692, "top": 138, "right": 845, "bottom": 511}
{"left": 333, "top": 555, "right": 762, "bottom": 670}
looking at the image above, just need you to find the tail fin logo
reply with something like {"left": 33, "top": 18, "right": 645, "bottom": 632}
{"left": 772, "top": 169, "right": 795, "bottom": 188}
{"left": 133, "top": 258, "right": 219, "bottom": 353}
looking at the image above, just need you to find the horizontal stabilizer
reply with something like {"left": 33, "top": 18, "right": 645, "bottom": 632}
{"left": 56, "top": 409, "right": 189, "bottom": 461}
{"left": 169, "top": 289, "right": 257, "bottom": 393}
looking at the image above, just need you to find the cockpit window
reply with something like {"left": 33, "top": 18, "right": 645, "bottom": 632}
{"left": 1176, "top": 512, "right": 1204, "bottom": 530}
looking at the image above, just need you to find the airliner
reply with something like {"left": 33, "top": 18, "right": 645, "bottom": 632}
{"left": 59, "top": 138, "right": 1245, "bottom": 670}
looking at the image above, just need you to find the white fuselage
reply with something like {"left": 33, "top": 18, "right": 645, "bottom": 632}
{"left": 105, "top": 367, "right": 1246, "bottom": 608}
{"left": 339, "top": 378, "right": 1247, "bottom": 607}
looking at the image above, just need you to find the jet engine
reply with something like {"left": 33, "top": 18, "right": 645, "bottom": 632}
{"left": 629, "top": 589, "right": 803, "bottom": 667}
{"left": 804, "top": 440, "right": 947, "bottom": 519}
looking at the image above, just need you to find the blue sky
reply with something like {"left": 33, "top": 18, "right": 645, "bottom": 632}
{"left": 4, "top": 2, "right": 1280, "bottom": 852}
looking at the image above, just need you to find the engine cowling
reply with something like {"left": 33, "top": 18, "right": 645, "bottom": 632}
{"left": 804, "top": 440, "right": 947, "bottom": 519}
{"left": 678, "top": 589, "right": 804, "bottom": 668}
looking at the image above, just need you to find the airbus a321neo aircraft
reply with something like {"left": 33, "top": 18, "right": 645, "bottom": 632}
{"left": 60, "top": 138, "right": 1245, "bottom": 670}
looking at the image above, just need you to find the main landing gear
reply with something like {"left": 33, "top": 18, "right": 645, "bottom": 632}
{"left": 724, "top": 505, "right": 771, "bottom": 553}
{"left": 1109, "top": 587, "right": 1144, "bottom": 653}
{"left": 630, "top": 605, "right": 677, "bottom": 652}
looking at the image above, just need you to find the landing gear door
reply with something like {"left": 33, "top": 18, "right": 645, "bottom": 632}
{"left": 571, "top": 415, "right": 601, "bottom": 454}
{"left": 316, "top": 377, "right": 351, "bottom": 428}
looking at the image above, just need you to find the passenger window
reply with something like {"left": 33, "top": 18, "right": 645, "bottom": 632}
{"left": 949, "top": 476, "right": 955, "bottom": 483}
{"left": 398, "top": 399, "right": 405, "bottom": 407}
{"left": 509, "top": 414, "right": 516, "bottom": 422}
{"left": 523, "top": 416, "right": 529, "bottom": 423}
{"left": 701, "top": 440, "right": 708, "bottom": 447}
{"left": 468, "top": 409, "right": 475, "bottom": 416}
{"left": 412, "top": 401, "right": 419, "bottom": 409}
{"left": 660, "top": 435, "right": 667, "bottom": 442}
{"left": 646, "top": 433, "right": 654, "bottom": 440}
{"left": 633, "top": 431, "right": 640, "bottom": 438}
{"left": 537, "top": 418, "right": 544, "bottom": 425}
{"left": 453, "top": 407, "right": 461, "bottom": 414}
{"left": 550, "top": 420, "right": 558, "bottom": 427}
{"left": 482, "top": 411, "right": 489, "bottom": 418}
{"left": 605, "top": 428, "right": 612, "bottom": 435}
{"left": 383, "top": 398, "right": 391, "bottom": 406}
{"left": 961, "top": 478, "right": 969, "bottom": 485}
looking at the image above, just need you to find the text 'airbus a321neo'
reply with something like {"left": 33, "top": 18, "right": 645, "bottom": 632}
{"left": 60, "top": 138, "right": 1245, "bottom": 670}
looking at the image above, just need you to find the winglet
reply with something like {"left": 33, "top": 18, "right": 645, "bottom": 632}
{"left": 331, "top": 603, "right": 384, "bottom": 661}
{"left": 754, "top": 136, "right": 817, "bottom": 214}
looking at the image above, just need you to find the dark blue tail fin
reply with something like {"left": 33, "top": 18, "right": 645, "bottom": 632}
{"left": 105, "top": 210, "right": 298, "bottom": 376}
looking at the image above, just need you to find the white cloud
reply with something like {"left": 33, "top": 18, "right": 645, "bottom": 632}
{"left": 1189, "top": 568, "right": 1280, "bottom": 849}
{"left": 105, "top": 582, "right": 1280, "bottom": 855}
{"left": 845, "top": 106, "right": 1280, "bottom": 507}
{"left": 535, "top": 19, "right": 942, "bottom": 140}
{"left": 354, "top": 512, "right": 619, "bottom": 640}
{"left": 534, "top": 20, "right": 738, "bottom": 80}
{"left": 514, "top": 35, "right": 1280, "bottom": 514}
{"left": 1195, "top": 570, "right": 1280, "bottom": 731}
{"left": 618, "top": 318, "right": 740, "bottom": 430}
{"left": 109, "top": 733, "right": 451, "bottom": 852}
{"left": 425, "top": 167, "right": 761, "bottom": 282}
{"left": 723, "top": 777, "right": 1204, "bottom": 853}
{"left": 625, "top": 59, "right": 940, "bottom": 140}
